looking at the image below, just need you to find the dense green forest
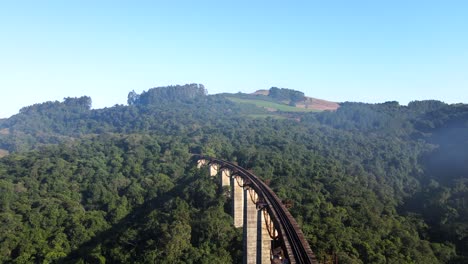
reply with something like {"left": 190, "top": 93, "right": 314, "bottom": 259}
{"left": 268, "top": 87, "right": 305, "bottom": 104}
{"left": 0, "top": 84, "right": 467, "bottom": 263}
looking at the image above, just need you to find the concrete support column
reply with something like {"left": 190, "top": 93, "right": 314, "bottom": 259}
{"left": 260, "top": 211, "right": 272, "bottom": 264}
{"left": 197, "top": 159, "right": 207, "bottom": 168}
{"left": 221, "top": 169, "right": 231, "bottom": 187}
{"left": 209, "top": 163, "right": 219, "bottom": 177}
{"left": 233, "top": 176, "right": 244, "bottom": 228}
{"left": 244, "top": 189, "right": 258, "bottom": 264}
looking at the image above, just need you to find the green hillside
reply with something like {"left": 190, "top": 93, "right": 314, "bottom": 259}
{"left": 0, "top": 84, "right": 467, "bottom": 263}
{"left": 226, "top": 96, "right": 319, "bottom": 112}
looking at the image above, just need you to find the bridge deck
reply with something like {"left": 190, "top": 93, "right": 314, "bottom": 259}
{"left": 199, "top": 156, "right": 318, "bottom": 264}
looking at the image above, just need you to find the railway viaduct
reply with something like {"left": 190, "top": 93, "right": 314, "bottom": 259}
{"left": 196, "top": 156, "right": 318, "bottom": 264}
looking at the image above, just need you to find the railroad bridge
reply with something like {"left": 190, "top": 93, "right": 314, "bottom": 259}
{"left": 196, "top": 156, "right": 318, "bottom": 264}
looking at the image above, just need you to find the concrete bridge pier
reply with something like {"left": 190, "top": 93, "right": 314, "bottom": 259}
{"left": 259, "top": 211, "right": 273, "bottom": 264}
{"left": 233, "top": 176, "right": 244, "bottom": 228}
{"left": 244, "top": 188, "right": 258, "bottom": 264}
{"left": 209, "top": 163, "right": 219, "bottom": 177}
{"left": 197, "top": 159, "right": 208, "bottom": 168}
{"left": 221, "top": 169, "right": 231, "bottom": 187}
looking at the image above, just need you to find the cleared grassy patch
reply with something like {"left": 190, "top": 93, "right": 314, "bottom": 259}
{"left": 227, "top": 97, "right": 319, "bottom": 112}
{"left": 246, "top": 114, "right": 286, "bottom": 119}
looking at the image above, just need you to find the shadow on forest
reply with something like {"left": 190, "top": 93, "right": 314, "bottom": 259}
{"left": 58, "top": 165, "right": 207, "bottom": 264}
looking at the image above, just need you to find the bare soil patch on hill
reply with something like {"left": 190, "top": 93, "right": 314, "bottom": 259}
{"left": 296, "top": 97, "right": 340, "bottom": 111}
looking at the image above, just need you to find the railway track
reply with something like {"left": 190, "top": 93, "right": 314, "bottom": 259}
{"left": 199, "top": 156, "right": 317, "bottom": 264}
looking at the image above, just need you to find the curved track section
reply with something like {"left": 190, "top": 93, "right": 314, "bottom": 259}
{"left": 198, "top": 156, "right": 317, "bottom": 264}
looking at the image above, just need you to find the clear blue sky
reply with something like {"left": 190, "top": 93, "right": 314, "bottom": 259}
{"left": 1, "top": 0, "right": 467, "bottom": 118}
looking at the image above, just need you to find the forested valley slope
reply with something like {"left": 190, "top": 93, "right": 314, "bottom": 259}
{"left": 0, "top": 84, "right": 467, "bottom": 263}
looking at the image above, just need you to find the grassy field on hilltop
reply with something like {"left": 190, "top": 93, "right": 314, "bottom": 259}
{"left": 226, "top": 96, "right": 319, "bottom": 112}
